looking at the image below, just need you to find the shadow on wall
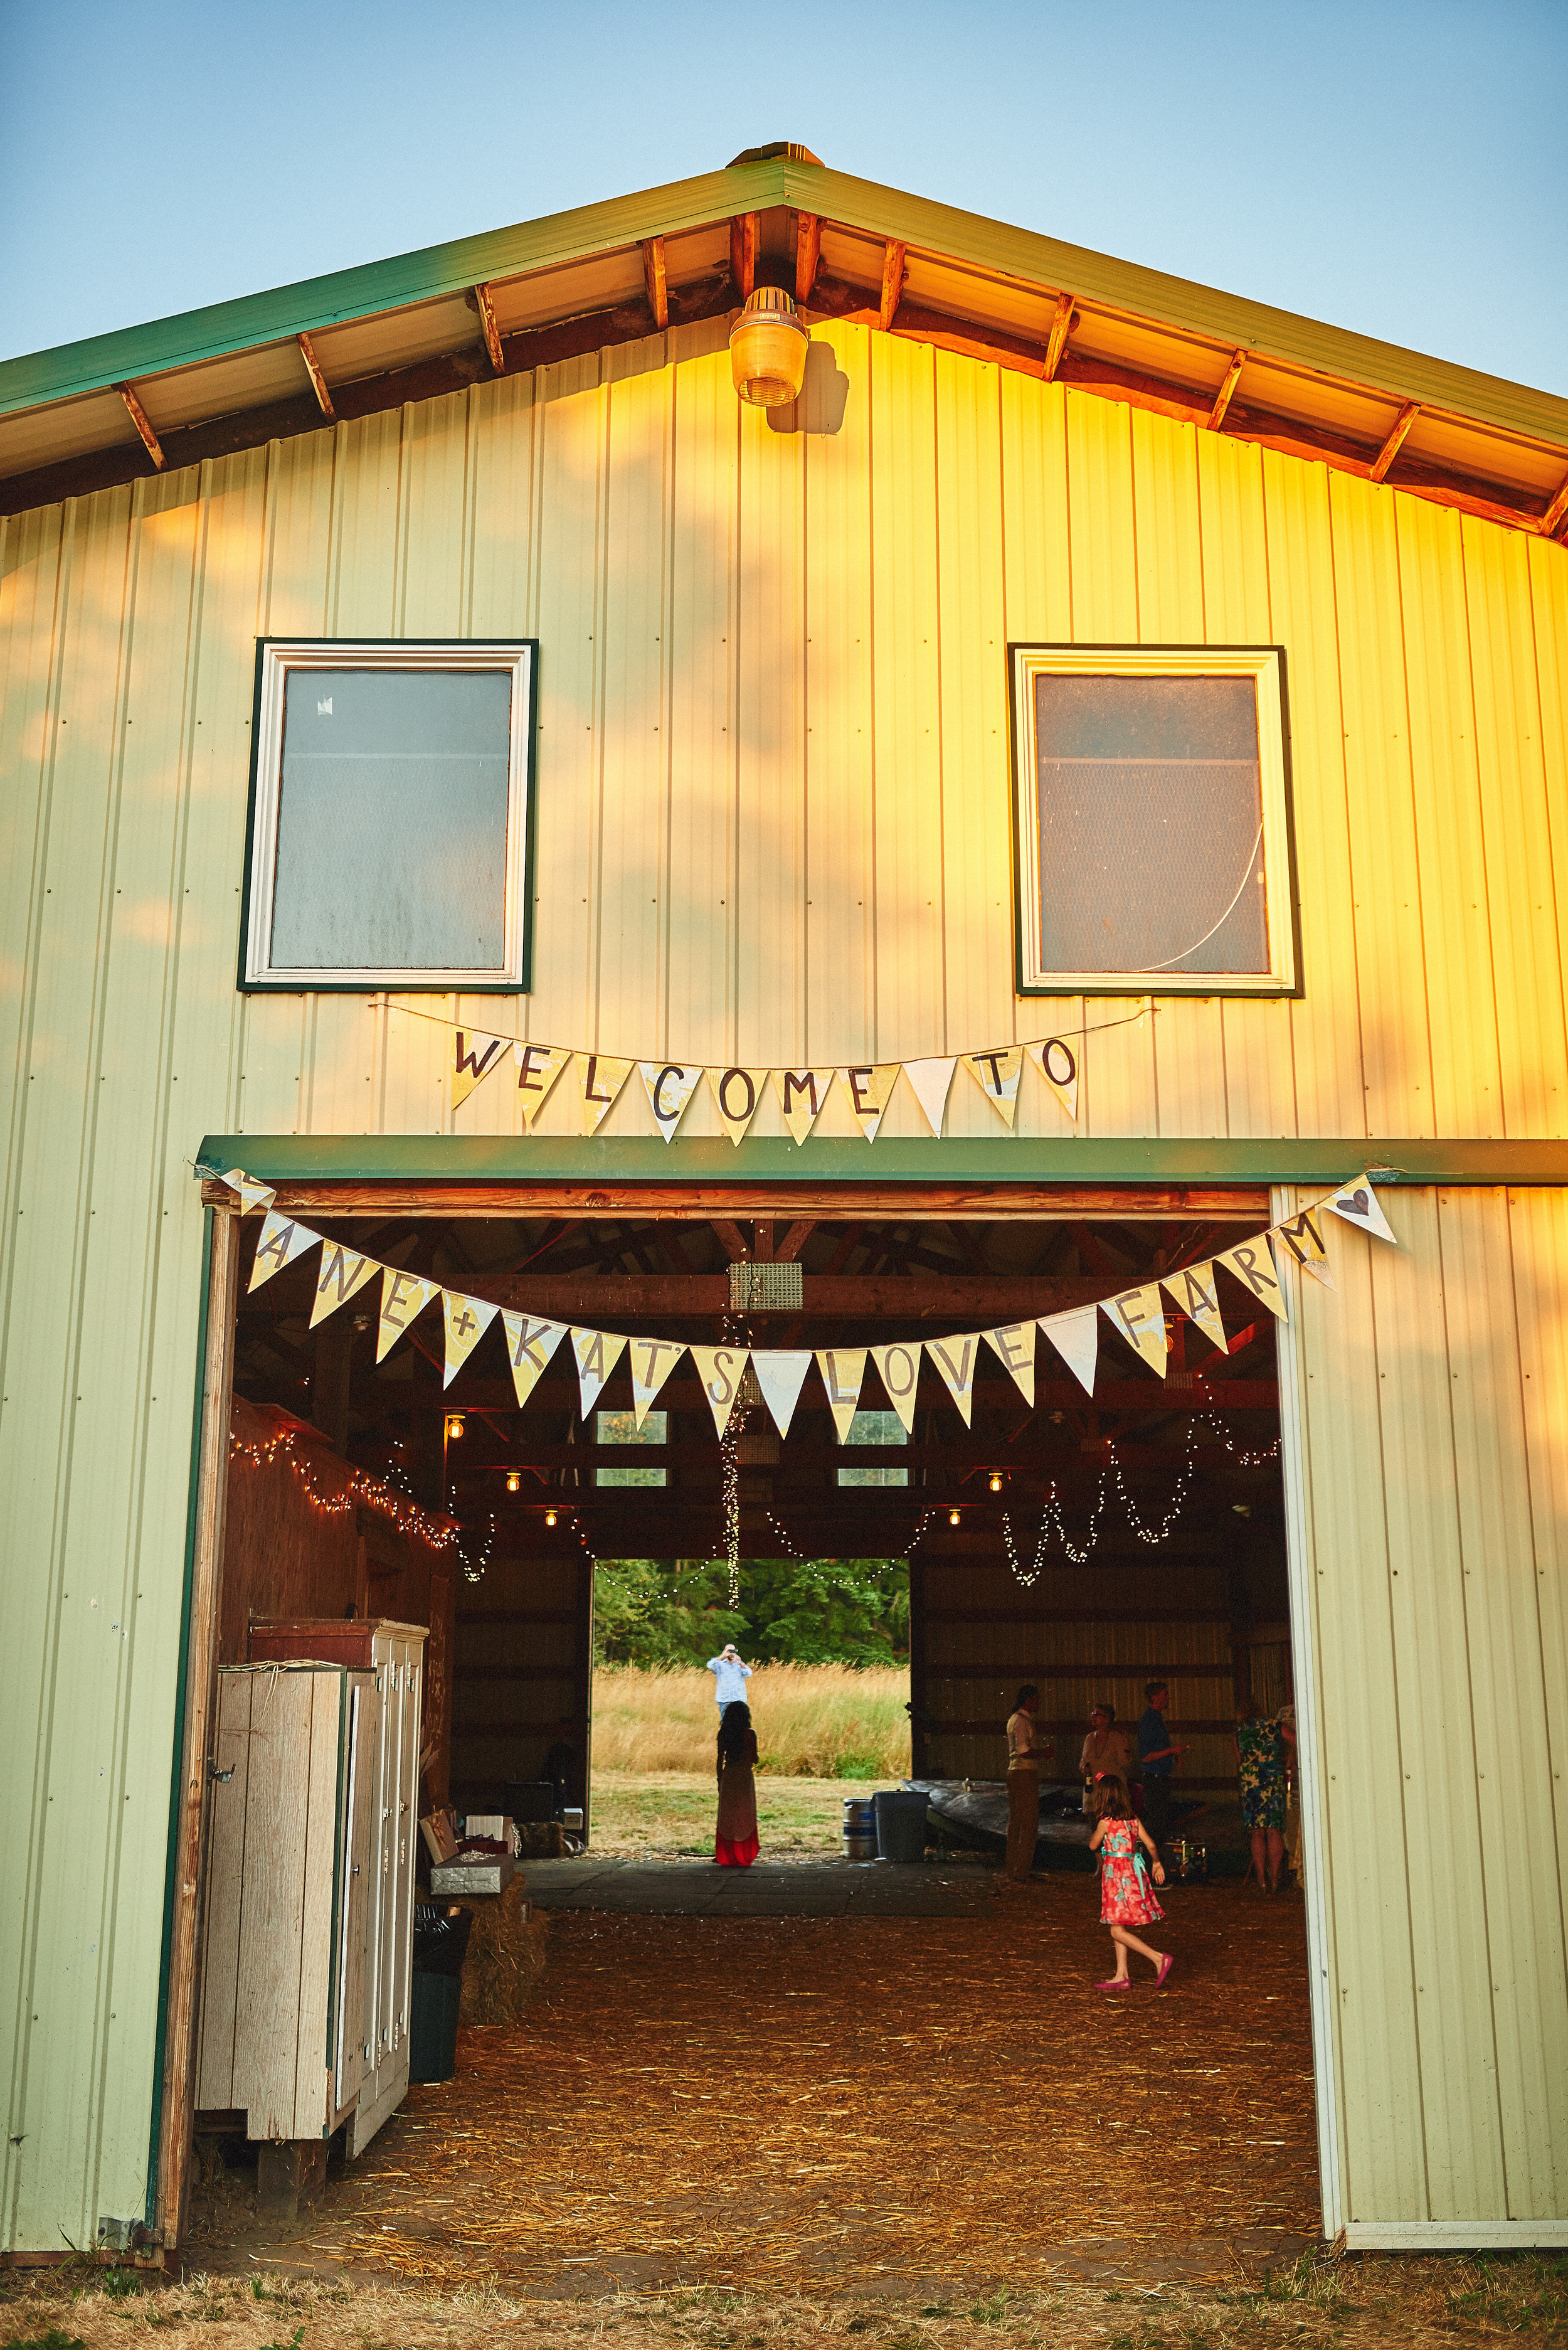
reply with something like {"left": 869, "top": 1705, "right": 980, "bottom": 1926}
{"left": 769, "top": 341, "right": 850, "bottom": 437}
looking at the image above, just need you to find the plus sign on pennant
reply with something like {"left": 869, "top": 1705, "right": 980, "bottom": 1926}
{"left": 442, "top": 1289, "right": 499, "bottom": 1387}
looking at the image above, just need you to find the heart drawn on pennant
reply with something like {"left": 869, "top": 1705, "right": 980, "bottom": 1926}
{"left": 1340, "top": 1188, "right": 1370, "bottom": 1218}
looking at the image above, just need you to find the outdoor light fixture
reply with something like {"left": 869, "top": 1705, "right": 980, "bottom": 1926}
{"left": 948, "top": 1507, "right": 961, "bottom": 1526}
{"left": 729, "top": 286, "right": 809, "bottom": 407}
{"left": 506, "top": 1471, "right": 521, "bottom": 1493}
{"left": 988, "top": 1472, "right": 1004, "bottom": 1493}
{"left": 446, "top": 1414, "right": 464, "bottom": 1439}
{"left": 544, "top": 1507, "right": 558, "bottom": 1527}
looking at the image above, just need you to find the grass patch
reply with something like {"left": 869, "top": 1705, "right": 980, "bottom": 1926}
{"left": 592, "top": 1662, "right": 909, "bottom": 1778}
{"left": 590, "top": 1770, "right": 892, "bottom": 1857}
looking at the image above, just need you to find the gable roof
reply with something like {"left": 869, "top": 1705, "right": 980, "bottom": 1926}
{"left": 4, "top": 149, "right": 1566, "bottom": 535}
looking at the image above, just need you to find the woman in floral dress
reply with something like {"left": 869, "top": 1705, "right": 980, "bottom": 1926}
{"left": 1088, "top": 1773, "right": 1172, "bottom": 1989}
{"left": 1235, "top": 1706, "right": 1288, "bottom": 1893}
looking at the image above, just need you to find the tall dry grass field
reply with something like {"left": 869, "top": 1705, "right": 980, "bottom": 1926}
{"left": 591, "top": 1662, "right": 910, "bottom": 1778}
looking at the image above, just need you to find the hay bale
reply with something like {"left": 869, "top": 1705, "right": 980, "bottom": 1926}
{"left": 454, "top": 1875, "right": 549, "bottom": 2026}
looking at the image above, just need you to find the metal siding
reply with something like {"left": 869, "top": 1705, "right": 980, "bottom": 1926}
{"left": 4, "top": 329, "right": 1568, "bottom": 2247}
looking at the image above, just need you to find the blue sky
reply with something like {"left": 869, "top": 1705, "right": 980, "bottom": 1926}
{"left": 2, "top": 0, "right": 1564, "bottom": 392}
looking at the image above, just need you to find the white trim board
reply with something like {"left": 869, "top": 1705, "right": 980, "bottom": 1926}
{"left": 1343, "top": 2221, "right": 1568, "bottom": 2249}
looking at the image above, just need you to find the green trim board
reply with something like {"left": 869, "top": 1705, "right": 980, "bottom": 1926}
{"left": 4, "top": 156, "right": 1565, "bottom": 450}
{"left": 196, "top": 1134, "right": 1568, "bottom": 1188}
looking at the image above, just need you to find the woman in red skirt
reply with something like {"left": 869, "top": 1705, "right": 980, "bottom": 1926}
{"left": 715, "top": 1701, "right": 760, "bottom": 1867}
{"left": 1088, "top": 1772, "right": 1172, "bottom": 1989}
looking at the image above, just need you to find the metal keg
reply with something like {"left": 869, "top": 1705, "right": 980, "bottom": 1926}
{"left": 842, "top": 1796, "right": 877, "bottom": 1861}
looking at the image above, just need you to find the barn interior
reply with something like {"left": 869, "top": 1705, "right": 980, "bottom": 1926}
{"left": 216, "top": 1188, "right": 1296, "bottom": 1848}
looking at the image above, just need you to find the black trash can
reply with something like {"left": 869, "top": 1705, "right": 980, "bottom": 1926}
{"left": 873, "top": 1789, "right": 928, "bottom": 1863}
{"left": 410, "top": 1903, "right": 474, "bottom": 2083}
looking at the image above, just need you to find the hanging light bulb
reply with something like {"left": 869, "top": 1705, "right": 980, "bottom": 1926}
{"left": 988, "top": 1471, "right": 1004, "bottom": 1493}
{"left": 544, "top": 1507, "right": 558, "bottom": 1528}
{"left": 447, "top": 1414, "right": 464, "bottom": 1440}
{"left": 948, "top": 1507, "right": 961, "bottom": 1527}
{"left": 506, "top": 1470, "right": 521, "bottom": 1494}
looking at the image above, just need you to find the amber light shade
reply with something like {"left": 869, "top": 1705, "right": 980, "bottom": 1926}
{"left": 729, "top": 287, "right": 809, "bottom": 406}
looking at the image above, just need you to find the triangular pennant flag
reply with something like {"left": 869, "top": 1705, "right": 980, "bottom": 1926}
{"left": 639, "top": 1062, "right": 701, "bottom": 1144}
{"left": 442, "top": 1290, "right": 499, "bottom": 1388}
{"left": 1102, "top": 1284, "right": 1170, "bottom": 1378}
{"left": 451, "top": 1027, "right": 512, "bottom": 1111}
{"left": 1215, "top": 1236, "right": 1290, "bottom": 1322}
{"left": 1039, "top": 1305, "right": 1099, "bottom": 1397}
{"left": 629, "top": 1336, "right": 686, "bottom": 1428}
{"left": 221, "top": 1167, "right": 275, "bottom": 1215}
{"left": 579, "top": 1055, "right": 634, "bottom": 1135}
{"left": 1160, "top": 1262, "right": 1227, "bottom": 1354}
{"left": 963, "top": 1047, "right": 1024, "bottom": 1130}
{"left": 983, "top": 1321, "right": 1036, "bottom": 1408}
{"left": 841, "top": 1064, "right": 899, "bottom": 1142}
{"left": 691, "top": 1344, "right": 750, "bottom": 1438}
{"left": 514, "top": 1041, "right": 572, "bottom": 1130}
{"left": 709, "top": 1065, "right": 767, "bottom": 1147}
{"left": 815, "top": 1348, "right": 867, "bottom": 1443}
{"left": 376, "top": 1267, "right": 439, "bottom": 1363}
{"left": 1322, "top": 1180, "right": 1399, "bottom": 1247}
{"left": 772, "top": 1067, "right": 835, "bottom": 1146}
{"left": 501, "top": 1311, "right": 569, "bottom": 1408}
{"left": 247, "top": 1208, "right": 320, "bottom": 1292}
{"left": 1027, "top": 1036, "right": 1079, "bottom": 1121}
{"left": 903, "top": 1057, "right": 956, "bottom": 1139}
{"left": 1271, "top": 1204, "right": 1338, "bottom": 1291}
{"left": 926, "top": 1333, "right": 980, "bottom": 1428}
{"left": 309, "top": 1240, "right": 381, "bottom": 1329}
{"left": 751, "top": 1349, "right": 813, "bottom": 1440}
{"left": 869, "top": 1342, "right": 922, "bottom": 1435}
{"left": 572, "top": 1327, "right": 628, "bottom": 1418}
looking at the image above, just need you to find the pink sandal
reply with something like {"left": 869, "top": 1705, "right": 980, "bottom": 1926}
{"left": 1154, "top": 1954, "right": 1175, "bottom": 1989}
{"left": 1096, "top": 1977, "right": 1131, "bottom": 1990}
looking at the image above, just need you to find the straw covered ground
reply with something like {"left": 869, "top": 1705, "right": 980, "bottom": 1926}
{"left": 591, "top": 1663, "right": 909, "bottom": 1778}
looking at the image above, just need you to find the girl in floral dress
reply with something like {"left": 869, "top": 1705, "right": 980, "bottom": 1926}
{"left": 1088, "top": 1773, "right": 1173, "bottom": 1989}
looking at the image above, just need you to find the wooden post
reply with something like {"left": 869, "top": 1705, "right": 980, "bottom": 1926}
{"left": 908, "top": 1556, "right": 928, "bottom": 1780}
{"left": 575, "top": 1554, "right": 595, "bottom": 1844}
{"left": 154, "top": 1206, "right": 240, "bottom": 2248}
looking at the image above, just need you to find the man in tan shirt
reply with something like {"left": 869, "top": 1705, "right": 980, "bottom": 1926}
{"left": 1004, "top": 1684, "right": 1053, "bottom": 1881}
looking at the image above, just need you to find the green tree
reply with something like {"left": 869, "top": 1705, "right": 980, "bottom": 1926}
{"left": 592, "top": 1557, "right": 908, "bottom": 1669}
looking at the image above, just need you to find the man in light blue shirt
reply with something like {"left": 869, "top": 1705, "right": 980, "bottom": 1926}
{"left": 707, "top": 1645, "right": 753, "bottom": 1708}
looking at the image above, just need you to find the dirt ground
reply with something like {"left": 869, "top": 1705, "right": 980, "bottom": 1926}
{"left": 9, "top": 1883, "right": 1562, "bottom": 2344}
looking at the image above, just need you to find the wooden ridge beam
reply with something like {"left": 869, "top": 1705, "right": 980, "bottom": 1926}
{"left": 205, "top": 1178, "right": 1273, "bottom": 1220}
{"left": 296, "top": 332, "right": 335, "bottom": 420}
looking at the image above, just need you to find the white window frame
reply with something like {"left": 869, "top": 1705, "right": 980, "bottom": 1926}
{"left": 1010, "top": 644, "right": 1298, "bottom": 998}
{"left": 240, "top": 638, "right": 537, "bottom": 992}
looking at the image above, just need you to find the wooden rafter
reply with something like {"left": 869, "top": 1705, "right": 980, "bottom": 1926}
{"left": 879, "top": 240, "right": 907, "bottom": 332}
{"left": 795, "top": 212, "right": 822, "bottom": 304}
{"left": 1042, "top": 291, "right": 1075, "bottom": 383}
{"left": 474, "top": 283, "right": 505, "bottom": 375}
{"left": 1207, "top": 348, "right": 1245, "bottom": 432}
{"left": 296, "top": 332, "right": 335, "bottom": 420}
{"left": 1541, "top": 469, "right": 1568, "bottom": 540}
{"left": 641, "top": 237, "right": 669, "bottom": 329}
{"left": 114, "top": 380, "right": 165, "bottom": 469}
{"left": 729, "top": 214, "right": 757, "bottom": 301}
{"left": 1370, "top": 400, "right": 1420, "bottom": 484}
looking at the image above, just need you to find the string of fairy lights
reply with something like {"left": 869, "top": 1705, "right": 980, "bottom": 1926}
{"left": 227, "top": 1426, "right": 459, "bottom": 1554}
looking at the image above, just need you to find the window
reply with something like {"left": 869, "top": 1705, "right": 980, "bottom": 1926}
{"left": 1009, "top": 647, "right": 1296, "bottom": 996}
{"left": 241, "top": 639, "right": 537, "bottom": 991}
{"left": 595, "top": 1408, "right": 669, "bottom": 1489}
{"left": 837, "top": 1407, "right": 909, "bottom": 1489}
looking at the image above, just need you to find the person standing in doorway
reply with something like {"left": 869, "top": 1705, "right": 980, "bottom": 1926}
{"left": 715, "top": 1700, "right": 760, "bottom": 1868}
{"left": 1079, "top": 1703, "right": 1132, "bottom": 1806}
{"left": 1137, "top": 1680, "right": 1185, "bottom": 1861}
{"left": 1004, "top": 1684, "right": 1052, "bottom": 1881}
{"left": 706, "top": 1643, "right": 753, "bottom": 1709}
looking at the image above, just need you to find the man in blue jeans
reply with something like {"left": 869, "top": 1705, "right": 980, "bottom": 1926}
{"left": 1137, "top": 1679, "right": 1185, "bottom": 1859}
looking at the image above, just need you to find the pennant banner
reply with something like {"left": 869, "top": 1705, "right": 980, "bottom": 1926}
{"left": 869, "top": 1341, "right": 922, "bottom": 1435}
{"left": 1028, "top": 1036, "right": 1079, "bottom": 1122}
{"left": 1103, "top": 1282, "right": 1170, "bottom": 1379}
{"left": 710, "top": 1065, "right": 767, "bottom": 1147}
{"left": 1040, "top": 1304, "right": 1099, "bottom": 1397}
{"left": 843, "top": 1065, "right": 899, "bottom": 1144}
{"left": 752, "top": 1349, "right": 813, "bottom": 1440}
{"left": 640, "top": 1062, "right": 701, "bottom": 1144}
{"left": 248, "top": 1209, "right": 319, "bottom": 1293}
{"left": 903, "top": 1057, "right": 955, "bottom": 1138}
{"left": 1323, "top": 1181, "right": 1398, "bottom": 1247}
{"left": 816, "top": 1348, "right": 867, "bottom": 1442}
{"left": 773, "top": 1067, "right": 835, "bottom": 1146}
{"left": 1271, "top": 1204, "right": 1337, "bottom": 1290}
{"left": 222, "top": 1167, "right": 276, "bottom": 1216}
{"left": 964, "top": 1047, "right": 1024, "bottom": 1130}
{"left": 443, "top": 1290, "right": 499, "bottom": 1387}
{"left": 309, "top": 1241, "right": 380, "bottom": 1329}
{"left": 1162, "top": 1262, "right": 1227, "bottom": 1354}
{"left": 573, "top": 1327, "right": 628, "bottom": 1418}
{"left": 926, "top": 1332, "right": 979, "bottom": 1428}
{"left": 378, "top": 1267, "right": 438, "bottom": 1363}
{"left": 630, "top": 1336, "right": 686, "bottom": 1427}
{"left": 452, "top": 1028, "right": 512, "bottom": 1111}
{"left": 515, "top": 1042, "right": 573, "bottom": 1129}
{"left": 983, "top": 1321, "right": 1036, "bottom": 1408}
{"left": 502, "top": 1311, "right": 568, "bottom": 1407}
{"left": 691, "top": 1344, "right": 750, "bottom": 1438}
{"left": 580, "top": 1054, "right": 634, "bottom": 1135}
{"left": 1216, "top": 1236, "right": 1289, "bottom": 1323}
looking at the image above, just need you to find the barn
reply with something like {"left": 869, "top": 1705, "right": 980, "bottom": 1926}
{"left": 3, "top": 142, "right": 1567, "bottom": 2262}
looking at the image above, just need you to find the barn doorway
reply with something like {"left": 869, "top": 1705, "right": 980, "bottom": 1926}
{"left": 178, "top": 1180, "right": 1318, "bottom": 2276}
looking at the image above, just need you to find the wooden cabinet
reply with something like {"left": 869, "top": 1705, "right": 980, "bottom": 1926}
{"left": 196, "top": 1620, "right": 428, "bottom": 2157}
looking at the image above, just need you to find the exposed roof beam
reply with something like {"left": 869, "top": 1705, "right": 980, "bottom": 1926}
{"left": 296, "top": 332, "right": 335, "bottom": 420}
{"left": 795, "top": 212, "right": 822, "bottom": 303}
{"left": 1541, "top": 469, "right": 1568, "bottom": 539}
{"left": 640, "top": 237, "right": 668, "bottom": 329}
{"left": 1370, "top": 400, "right": 1420, "bottom": 484}
{"left": 878, "top": 240, "right": 907, "bottom": 332}
{"left": 1207, "top": 348, "right": 1245, "bottom": 432}
{"left": 474, "top": 283, "right": 504, "bottom": 374}
{"left": 114, "top": 381, "right": 164, "bottom": 469}
{"left": 729, "top": 213, "right": 756, "bottom": 300}
{"left": 1042, "top": 290, "right": 1075, "bottom": 383}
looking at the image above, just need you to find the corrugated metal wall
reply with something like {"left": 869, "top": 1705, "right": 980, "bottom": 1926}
{"left": 1278, "top": 1184, "right": 1568, "bottom": 2234}
{"left": 3, "top": 316, "right": 1567, "bottom": 2247}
